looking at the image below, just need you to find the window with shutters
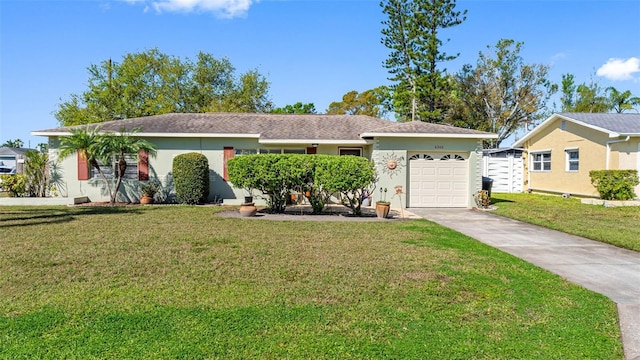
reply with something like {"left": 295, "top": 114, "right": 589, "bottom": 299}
{"left": 91, "top": 155, "right": 138, "bottom": 179}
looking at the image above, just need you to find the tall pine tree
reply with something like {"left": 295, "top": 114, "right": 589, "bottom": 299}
{"left": 380, "top": 0, "right": 466, "bottom": 122}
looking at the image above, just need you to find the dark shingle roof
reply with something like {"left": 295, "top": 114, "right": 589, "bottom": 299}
{"left": 364, "top": 120, "right": 495, "bottom": 135}
{"left": 559, "top": 112, "right": 640, "bottom": 134}
{"left": 33, "top": 113, "right": 496, "bottom": 141}
{"left": 0, "top": 147, "right": 33, "bottom": 156}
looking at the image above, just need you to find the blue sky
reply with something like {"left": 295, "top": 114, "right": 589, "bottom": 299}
{"left": 1, "top": 0, "right": 639, "bottom": 148}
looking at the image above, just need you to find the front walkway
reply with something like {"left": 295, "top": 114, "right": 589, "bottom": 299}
{"left": 409, "top": 208, "right": 640, "bottom": 360}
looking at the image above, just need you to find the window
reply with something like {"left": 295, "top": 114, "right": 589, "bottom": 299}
{"left": 259, "top": 148, "right": 281, "bottom": 154}
{"left": 440, "top": 154, "right": 465, "bottom": 161}
{"left": 283, "top": 149, "right": 305, "bottom": 154}
{"left": 531, "top": 151, "right": 551, "bottom": 171}
{"left": 339, "top": 148, "right": 362, "bottom": 156}
{"left": 566, "top": 149, "right": 579, "bottom": 171}
{"left": 235, "top": 149, "right": 258, "bottom": 156}
{"left": 237, "top": 148, "right": 307, "bottom": 155}
{"left": 91, "top": 155, "right": 138, "bottom": 179}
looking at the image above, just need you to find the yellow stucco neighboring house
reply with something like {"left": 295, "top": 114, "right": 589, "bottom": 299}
{"left": 513, "top": 112, "right": 640, "bottom": 198}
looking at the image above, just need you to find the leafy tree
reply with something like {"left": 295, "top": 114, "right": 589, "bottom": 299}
{"left": 559, "top": 73, "right": 577, "bottom": 112}
{"left": 380, "top": 0, "right": 466, "bottom": 122}
{"left": 1, "top": 139, "right": 24, "bottom": 148}
{"left": 558, "top": 74, "right": 608, "bottom": 113}
{"left": 55, "top": 49, "right": 272, "bottom": 126}
{"left": 315, "top": 155, "right": 376, "bottom": 216}
{"left": 606, "top": 87, "right": 640, "bottom": 113}
{"left": 270, "top": 102, "right": 317, "bottom": 114}
{"left": 210, "top": 70, "right": 273, "bottom": 113}
{"left": 450, "top": 39, "right": 553, "bottom": 148}
{"left": 326, "top": 87, "right": 391, "bottom": 118}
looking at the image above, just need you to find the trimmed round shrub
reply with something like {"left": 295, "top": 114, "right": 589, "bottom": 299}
{"left": 172, "top": 152, "right": 210, "bottom": 205}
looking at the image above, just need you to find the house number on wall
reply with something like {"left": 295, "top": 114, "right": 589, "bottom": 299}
{"left": 435, "top": 145, "right": 444, "bottom": 149}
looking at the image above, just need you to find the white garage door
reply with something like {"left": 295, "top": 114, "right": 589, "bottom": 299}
{"left": 409, "top": 153, "right": 468, "bottom": 207}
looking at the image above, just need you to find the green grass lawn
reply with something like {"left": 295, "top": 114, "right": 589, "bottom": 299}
{"left": 0, "top": 205, "right": 623, "bottom": 359}
{"left": 492, "top": 193, "right": 640, "bottom": 252}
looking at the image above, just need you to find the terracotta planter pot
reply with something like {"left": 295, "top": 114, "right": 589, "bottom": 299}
{"left": 140, "top": 195, "right": 154, "bottom": 205}
{"left": 239, "top": 202, "right": 257, "bottom": 217}
{"left": 375, "top": 202, "right": 390, "bottom": 219}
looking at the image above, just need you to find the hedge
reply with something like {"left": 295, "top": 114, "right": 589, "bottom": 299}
{"left": 227, "top": 154, "right": 376, "bottom": 215}
{"left": 173, "top": 152, "right": 210, "bottom": 205}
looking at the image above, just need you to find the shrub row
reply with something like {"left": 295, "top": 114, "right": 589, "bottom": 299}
{"left": 589, "top": 170, "right": 639, "bottom": 201}
{"left": 227, "top": 154, "right": 376, "bottom": 215}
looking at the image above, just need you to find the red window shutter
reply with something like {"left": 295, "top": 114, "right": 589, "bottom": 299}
{"left": 306, "top": 147, "right": 317, "bottom": 155}
{"left": 138, "top": 150, "right": 149, "bottom": 181}
{"left": 223, "top": 147, "right": 234, "bottom": 181}
{"left": 77, "top": 149, "right": 89, "bottom": 180}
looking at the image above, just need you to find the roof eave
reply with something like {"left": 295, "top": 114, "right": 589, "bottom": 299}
{"left": 514, "top": 113, "right": 620, "bottom": 147}
{"left": 32, "top": 131, "right": 262, "bottom": 138}
{"left": 259, "top": 139, "right": 371, "bottom": 145}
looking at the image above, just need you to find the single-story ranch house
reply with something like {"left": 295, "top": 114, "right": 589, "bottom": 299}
{"left": 513, "top": 112, "right": 640, "bottom": 197}
{"left": 33, "top": 113, "right": 497, "bottom": 208}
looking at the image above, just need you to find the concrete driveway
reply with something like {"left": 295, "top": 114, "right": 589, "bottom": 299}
{"left": 408, "top": 208, "right": 640, "bottom": 360}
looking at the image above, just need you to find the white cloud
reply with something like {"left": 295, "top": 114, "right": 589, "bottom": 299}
{"left": 596, "top": 57, "right": 640, "bottom": 81}
{"left": 149, "top": 0, "right": 256, "bottom": 18}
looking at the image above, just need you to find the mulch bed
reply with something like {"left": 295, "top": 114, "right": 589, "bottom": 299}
{"left": 73, "top": 202, "right": 415, "bottom": 221}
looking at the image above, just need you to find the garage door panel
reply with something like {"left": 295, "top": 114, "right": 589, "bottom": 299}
{"left": 409, "top": 154, "right": 468, "bottom": 208}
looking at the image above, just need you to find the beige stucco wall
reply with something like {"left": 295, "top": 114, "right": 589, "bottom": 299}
{"left": 522, "top": 118, "right": 640, "bottom": 197}
{"left": 613, "top": 139, "right": 640, "bottom": 197}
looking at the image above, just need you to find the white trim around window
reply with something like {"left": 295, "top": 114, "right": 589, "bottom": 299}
{"left": 530, "top": 151, "right": 551, "bottom": 172}
{"left": 565, "top": 148, "right": 579, "bottom": 172}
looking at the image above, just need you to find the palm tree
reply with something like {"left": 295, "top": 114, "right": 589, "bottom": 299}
{"left": 58, "top": 126, "right": 157, "bottom": 205}
{"left": 1, "top": 139, "right": 24, "bottom": 148}
{"left": 99, "top": 128, "right": 157, "bottom": 204}
{"left": 58, "top": 125, "right": 115, "bottom": 201}
{"left": 606, "top": 87, "right": 640, "bottom": 113}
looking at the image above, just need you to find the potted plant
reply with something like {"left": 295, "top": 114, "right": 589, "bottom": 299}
{"left": 375, "top": 187, "right": 390, "bottom": 218}
{"left": 239, "top": 195, "right": 257, "bottom": 217}
{"left": 140, "top": 181, "right": 160, "bottom": 204}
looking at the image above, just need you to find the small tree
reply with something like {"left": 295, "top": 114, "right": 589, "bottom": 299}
{"left": 173, "top": 152, "right": 210, "bottom": 205}
{"left": 227, "top": 155, "right": 257, "bottom": 200}
{"left": 315, "top": 156, "right": 376, "bottom": 216}
{"left": 248, "top": 154, "right": 309, "bottom": 213}
{"left": 24, "top": 150, "right": 50, "bottom": 197}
